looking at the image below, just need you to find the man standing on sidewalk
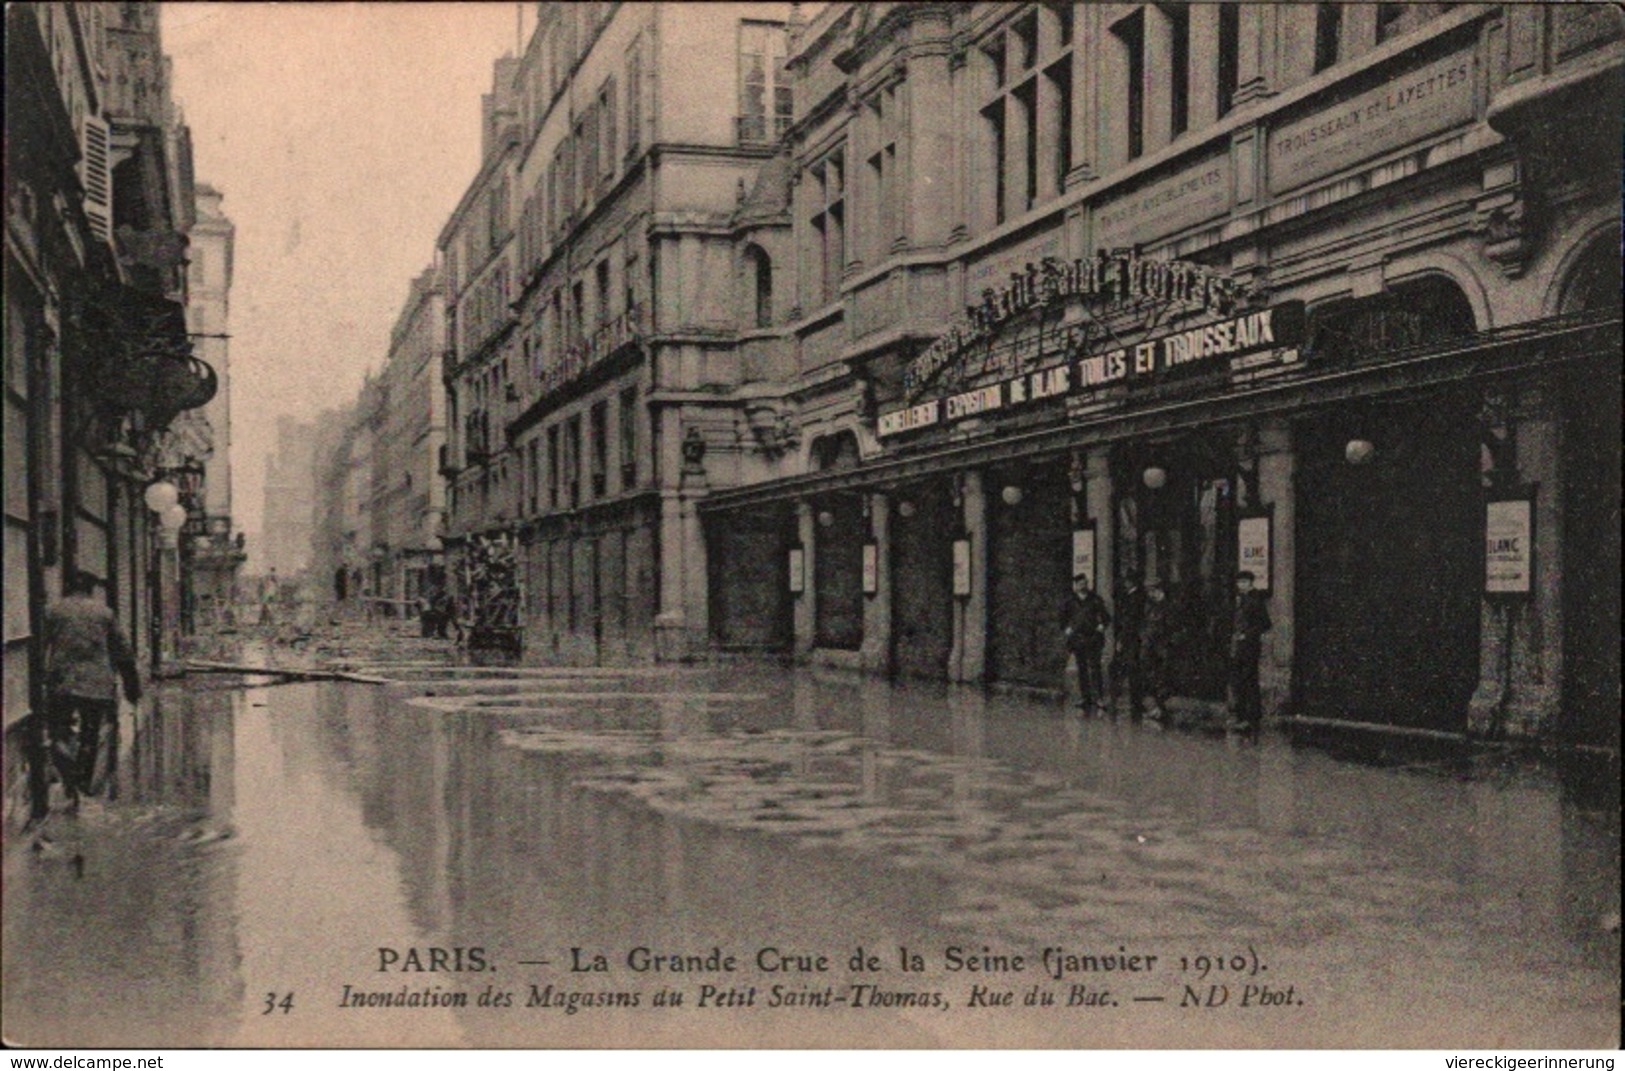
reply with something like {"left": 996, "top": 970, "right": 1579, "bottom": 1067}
{"left": 30, "top": 572, "right": 142, "bottom": 825}
{"left": 1228, "top": 570, "right": 1271, "bottom": 735}
{"left": 1062, "top": 573, "right": 1111, "bottom": 713}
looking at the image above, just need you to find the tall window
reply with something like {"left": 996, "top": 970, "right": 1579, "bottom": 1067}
{"left": 1217, "top": 3, "right": 1240, "bottom": 117}
{"left": 1314, "top": 4, "right": 1342, "bottom": 73}
{"left": 546, "top": 425, "right": 560, "bottom": 508}
{"left": 618, "top": 387, "right": 638, "bottom": 489}
{"left": 589, "top": 401, "right": 608, "bottom": 498}
{"left": 745, "top": 244, "right": 772, "bottom": 327}
{"left": 625, "top": 36, "right": 643, "bottom": 157}
{"left": 981, "top": 6, "right": 1074, "bottom": 223}
{"left": 564, "top": 415, "right": 581, "bottom": 507}
{"left": 595, "top": 259, "right": 612, "bottom": 327}
{"left": 1164, "top": 4, "right": 1190, "bottom": 138}
{"left": 526, "top": 439, "right": 540, "bottom": 515}
{"left": 738, "top": 21, "right": 792, "bottom": 143}
{"left": 597, "top": 78, "right": 617, "bottom": 185}
{"left": 1114, "top": 9, "right": 1146, "bottom": 161}
{"left": 624, "top": 250, "right": 639, "bottom": 317}
{"left": 809, "top": 151, "right": 844, "bottom": 306}
{"left": 865, "top": 85, "right": 898, "bottom": 260}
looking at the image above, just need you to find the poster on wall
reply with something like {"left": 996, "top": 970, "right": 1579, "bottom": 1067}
{"left": 787, "top": 547, "right": 805, "bottom": 594}
{"left": 952, "top": 538, "right": 971, "bottom": 596}
{"left": 1237, "top": 513, "right": 1272, "bottom": 591}
{"left": 1485, "top": 498, "right": 1533, "bottom": 595}
{"left": 861, "top": 542, "right": 878, "bottom": 594}
{"left": 1071, "top": 525, "right": 1096, "bottom": 586}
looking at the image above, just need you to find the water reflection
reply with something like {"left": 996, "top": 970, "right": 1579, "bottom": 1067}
{"left": 3, "top": 667, "right": 1618, "bottom": 1048}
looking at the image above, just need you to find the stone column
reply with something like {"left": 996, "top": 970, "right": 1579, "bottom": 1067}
{"left": 907, "top": 15, "right": 954, "bottom": 249}
{"left": 1468, "top": 389, "right": 1562, "bottom": 738}
{"left": 1098, "top": 13, "right": 1131, "bottom": 171}
{"left": 1144, "top": 5, "right": 1175, "bottom": 153}
{"left": 1188, "top": 4, "right": 1221, "bottom": 130}
{"left": 1235, "top": 3, "right": 1276, "bottom": 106}
{"left": 1085, "top": 448, "right": 1115, "bottom": 604}
{"left": 952, "top": 471, "right": 988, "bottom": 682}
{"left": 1256, "top": 419, "right": 1295, "bottom": 717}
{"left": 1068, "top": 4, "right": 1098, "bottom": 186}
{"left": 859, "top": 493, "right": 892, "bottom": 676}
{"left": 793, "top": 499, "right": 816, "bottom": 657}
{"left": 653, "top": 410, "right": 688, "bottom": 660}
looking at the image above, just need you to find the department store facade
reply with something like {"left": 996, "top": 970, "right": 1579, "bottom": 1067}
{"left": 697, "top": 3, "right": 1620, "bottom": 750}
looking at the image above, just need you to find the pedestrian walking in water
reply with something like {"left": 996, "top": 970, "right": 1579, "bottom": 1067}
{"left": 1112, "top": 572, "right": 1146, "bottom": 715}
{"left": 1062, "top": 573, "right": 1111, "bottom": 713}
{"left": 31, "top": 572, "right": 142, "bottom": 826}
{"left": 1228, "top": 570, "right": 1271, "bottom": 735}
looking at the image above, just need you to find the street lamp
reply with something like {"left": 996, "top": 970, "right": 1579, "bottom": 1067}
{"left": 144, "top": 480, "right": 179, "bottom": 514}
{"left": 1142, "top": 466, "right": 1168, "bottom": 490}
{"left": 147, "top": 485, "right": 189, "bottom": 674}
{"left": 1000, "top": 484, "right": 1024, "bottom": 506}
{"left": 1345, "top": 438, "right": 1376, "bottom": 465}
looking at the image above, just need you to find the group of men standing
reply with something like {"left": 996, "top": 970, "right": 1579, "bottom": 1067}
{"left": 1062, "top": 569, "right": 1271, "bottom": 732}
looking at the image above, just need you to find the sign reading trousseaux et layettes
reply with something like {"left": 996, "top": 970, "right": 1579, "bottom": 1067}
{"left": 879, "top": 254, "right": 1306, "bottom": 439}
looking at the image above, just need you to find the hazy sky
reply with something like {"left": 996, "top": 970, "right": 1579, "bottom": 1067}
{"left": 163, "top": 3, "right": 526, "bottom": 570}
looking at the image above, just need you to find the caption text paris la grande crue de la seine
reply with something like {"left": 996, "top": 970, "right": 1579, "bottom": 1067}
{"left": 304, "top": 943, "right": 1305, "bottom": 1017}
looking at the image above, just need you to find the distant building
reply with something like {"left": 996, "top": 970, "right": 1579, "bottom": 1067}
{"left": 260, "top": 415, "right": 319, "bottom": 578}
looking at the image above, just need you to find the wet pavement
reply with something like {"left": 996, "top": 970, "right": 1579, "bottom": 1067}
{"left": 3, "top": 635, "right": 1619, "bottom": 1049}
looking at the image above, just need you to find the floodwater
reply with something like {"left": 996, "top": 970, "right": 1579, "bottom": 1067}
{"left": 3, "top": 665, "right": 1618, "bottom": 1048}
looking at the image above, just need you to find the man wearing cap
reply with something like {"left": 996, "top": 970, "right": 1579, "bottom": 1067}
{"left": 1062, "top": 572, "right": 1111, "bottom": 713}
{"left": 1229, "top": 570, "right": 1272, "bottom": 735}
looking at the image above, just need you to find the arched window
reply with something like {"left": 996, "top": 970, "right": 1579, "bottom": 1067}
{"left": 744, "top": 244, "right": 773, "bottom": 328}
{"left": 1557, "top": 235, "right": 1622, "bottom": 316}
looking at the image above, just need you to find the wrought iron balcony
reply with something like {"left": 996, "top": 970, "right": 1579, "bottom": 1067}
{"left": 535, "top": 307, "right": 643, "bottom": 398}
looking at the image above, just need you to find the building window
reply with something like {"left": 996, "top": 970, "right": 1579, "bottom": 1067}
{"left": 624, "top": 250, "right": 639, "bottom": 317}
{"left": 981, "top": 7, "right": 1075, "bottom": 223}
{"left": 1114, "top": 9, "right": 1146, "bottom": 161}
{"left": 625, "top": 36, "right": 642, "bottom": 157}
{"left": 745, "top": 245, "right": 773, "bottom": 328}
{"left": 738, "top": 20, "right": 791, "bottom": 143}
{"left": 589, "top": 401, "right": 608, "bottom": 499}
{"left": 595, "top": 259, "right": 612, "bottom": 326}
{"left": 619, "top": 387, "right": 638, "bottom": 489}
{"left": 808, "top": 151, "right": 844, "bottom": 306}
{"left": 1217, "top": 3, "right": 1240, "bottom": 117}
{"left": 526, "top": 439, "right": 540, "bottom": 515}
{"left": 597, "top": 77, "right": 617, "bottom": 185}
{"left": 546, "top": 425, "right": 560, "bottom": 508}
{"left": 1314, "top": 3, "right": 1342, "bottom": 73}
{"left": 1047, "top": 56, "right": 1072, "bottom": 189}
{"left": 864, "top": 85, "right": 898, "bottom": 260}
{"left": 564, "top": 415, "right": 581, "bottom": 507}
{"left": 1164, "top": 4, "right": 1190, "bottom": 138}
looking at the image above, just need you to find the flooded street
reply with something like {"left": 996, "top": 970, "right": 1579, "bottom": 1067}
{"left": 4, "top": 664, "right": 1618, "bottom": 1048}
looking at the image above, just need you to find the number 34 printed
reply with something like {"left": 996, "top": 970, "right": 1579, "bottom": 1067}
{"left": 263, "top": 992, "right": 295, "bottom": 1015}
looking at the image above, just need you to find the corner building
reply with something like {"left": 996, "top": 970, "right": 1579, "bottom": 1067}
{"left": 441, "top": 3, "right": 799, "bottom": 662}
{"left": 699, "top": 3, "right": 1620, "bottom": 751}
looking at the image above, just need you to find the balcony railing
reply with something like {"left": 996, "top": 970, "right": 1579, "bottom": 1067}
{"left": 536, "top": 307, "right": 643, "bottom": 398}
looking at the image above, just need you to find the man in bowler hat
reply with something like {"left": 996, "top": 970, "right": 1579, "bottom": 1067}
{"left": 1063, "top": 573, "right": 1111, "bottom": 713}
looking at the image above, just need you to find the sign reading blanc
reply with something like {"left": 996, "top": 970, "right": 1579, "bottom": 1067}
{"left": 1485, "top": 498, "right": 1533, "bottom": 595}
{"left": 1268, "top": 50, "right": 1476, "bottom": 195}
{"left": 878, "top": 301, "right": 1306, "bottom": 438}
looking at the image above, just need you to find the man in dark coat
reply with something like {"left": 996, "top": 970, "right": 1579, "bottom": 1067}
{"left": 32, "top": 572, "right": 141, "bottom": 824}
{"left": 1112, "top": 572, "right": 1146, "bottom": 714}
{"left": 1141, "top": 581, "right": 1174, "bottom": 719}
{"left": 1229, "top": 570, "right": 1272, "bottom": 734}
{"left": 1062, "top": 573, "right": 1111, "bottom": 713}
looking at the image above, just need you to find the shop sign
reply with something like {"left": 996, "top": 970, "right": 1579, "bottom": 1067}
{"left": 1237, "top": 513, "right": 1273, "bottom": 592}
{"left": 1484, "top": 498, "right": 1533, "bottom": 596}
{"left": 1095, "top": 154, "right": 1231, "bottom": 250}
{"left": 1267, "top": 50, "right": 1476, "bottom": 196}
{"left": 880, "top": 301, "right": 1306, "bottom": 439}
{"left": 861, "top": 543, "right": 879, "bottom": 595}
{"left": 788, "top": 548, "right": 805, "bottom": 594}
{"left": 952, "top": 539, "right": 972, "bottom": 597}
{"left": 904, "top": 252, "right": 1243, "bottom": 399}
{"left": 1071, "top": 526, "right": 1096, "bottom": 588}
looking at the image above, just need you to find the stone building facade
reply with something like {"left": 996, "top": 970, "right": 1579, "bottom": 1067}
{"left": 6, "top": 3, "right": 212, "bottom": 746}
{"left": 440, "top": 3, "right": 797, "bottom": 661}
{"left": 697, "top": 2, "right": 1620, "bottom": 751}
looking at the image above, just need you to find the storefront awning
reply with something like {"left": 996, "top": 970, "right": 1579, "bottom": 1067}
{"left": 700, "top": 311, "right": 1620, "bottom": 514}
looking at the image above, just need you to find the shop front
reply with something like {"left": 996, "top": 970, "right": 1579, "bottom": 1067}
{"left": 888, "top": 477, "right": 955, "bottom": 679}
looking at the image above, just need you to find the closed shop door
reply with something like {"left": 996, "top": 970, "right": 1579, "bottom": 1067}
{"left": 813, "top": 496, "right": 864, "bottom": 650}
{"left": 988, "top": 463, "right": 1071, "bottom": 689}
{"left": 891, "top": 481, "right": 953, "bottom": 678}
{"left": 1295, "top": 398, "right": 1481, "bottom": 730}
{"left": 707, "top": 506, "right": 792, "bottom": 652}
